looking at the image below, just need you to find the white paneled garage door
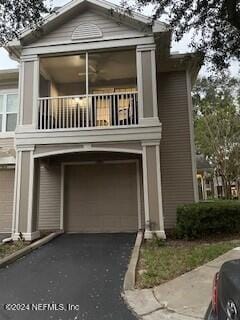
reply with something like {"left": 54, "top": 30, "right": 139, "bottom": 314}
{"left": 0, "top": 169, "right": 15, "bottom": 233}
{"left": 64, "top": 162, "right": 139, "bottom": 232}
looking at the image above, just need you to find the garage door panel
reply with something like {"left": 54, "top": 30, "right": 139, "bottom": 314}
{"left": 0, "top": 169, "right": 15, "bottom": 233}
{"left": 64, "top": 162, "right": 138, "bottom": 232}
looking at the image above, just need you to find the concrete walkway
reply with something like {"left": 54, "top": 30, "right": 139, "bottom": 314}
{"left": 124, "top": 247, "right": 240, "bottom": 320}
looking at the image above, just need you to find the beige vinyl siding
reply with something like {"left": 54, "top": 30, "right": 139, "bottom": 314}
{"left": 0, "top": 169, "right": 15, "bottom": 233}
{"left": 22, "top": 61, "right": 34, "bottom": 125}
{"left": 33, "top": 9, "right": 144, "bottom": 45}
{"left": 142, "top": 51, "right": 154, "bottom": 117}
{"left": 158, "top": 71, "right": 195, "bottom": 228}
{"left": 38, "top": 165, "right": 61, "bottom": 230}
{"left": 0, "top": 84, "right": 18, "bottom": 90}
{"left": 0, "top": 138, "right": 15, "bottom": 149}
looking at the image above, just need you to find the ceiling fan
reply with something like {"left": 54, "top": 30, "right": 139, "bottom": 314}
{"left": 78, "top": 61, "right": 109, "bottom": 82}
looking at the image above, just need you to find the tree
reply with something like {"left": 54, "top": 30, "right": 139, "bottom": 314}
{"left": 193, "top": 75, "right": 240, "bottom": 199}
{"left": 125, "top": 0, "right": 240, "bottom": 70}
{"left": 0, "top": 0, "right": 50, "bottom": 45}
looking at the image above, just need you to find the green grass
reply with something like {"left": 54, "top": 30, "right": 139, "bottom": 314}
{"left": 137, "top": 239, "right": 240, "bottom": 288}
{"left": 0, "top": 241, "right": 27, "bottom": 259}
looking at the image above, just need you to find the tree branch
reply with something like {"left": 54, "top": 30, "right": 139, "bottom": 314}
{"left": 224, "top": 0, "right": 240, "bottom": 30}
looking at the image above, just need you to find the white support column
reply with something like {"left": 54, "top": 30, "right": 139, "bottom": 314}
{"left": 142, "top": 145, "right": 151, "bottom": 236}
{"left": 12, "top": 145, "right": 40, "bottom": 241}
{"left": 27, "top": 150, "right": 35, "bottom": 234}
{"left": 16, "top": 54, "right": 39, "bottom": 132}
{"left": 136, "top": 48, "right": 144, "bottom": 119}
{"left": 32, "top": 58, "right": 40, "bottom": 129}
{"left": 18, "top": 61, "right": 24, "bottom": 127}
{"left": 151, "top": 48, "right": 158, "bottom": 118}
{"left": 142, "top": 140, "right": 166, "bottom": 240}
{"left": 11, "top": 150, "right": 22, "bottom": 235}
{"left": 155, "top": 144, "right": 166, "bottom": 238}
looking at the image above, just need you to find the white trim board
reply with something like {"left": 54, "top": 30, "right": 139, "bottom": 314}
{"left": 27, "top": 151, "right": 34, "bottom": 233}
{"left": 34, "top": 147, "right": 143, "bottom": 159}
{"left": 21, "top": 37, "right": 155, "bottom": 56}
{"left": 15, "top": 124, "right": 162, "bottom": 147}
{"left": 13, "top": 150, "right": 22, "bottom": 234}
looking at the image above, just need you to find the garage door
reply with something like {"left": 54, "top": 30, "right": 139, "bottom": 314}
{"left": 0, "top": 169, "right": 15, "bottom": 233}
{"left": 64, "top": 162, "right": 139, "bottom": 232}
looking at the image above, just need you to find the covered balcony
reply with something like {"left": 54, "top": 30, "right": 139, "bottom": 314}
{"left": 38, "top": 49, "right": 138, "bottom": 130}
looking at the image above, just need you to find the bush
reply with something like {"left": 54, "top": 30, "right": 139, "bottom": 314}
{"left": 176, "top": 201, "right": 240, "bottom": 239}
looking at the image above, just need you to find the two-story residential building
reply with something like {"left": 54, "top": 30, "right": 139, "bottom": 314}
{"left": 0, "top": 0, "right": 202, "bottom": 241}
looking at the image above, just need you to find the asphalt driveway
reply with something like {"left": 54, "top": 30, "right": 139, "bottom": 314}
{"left": 0, "top": 234, "right": 137, "bottom": 320}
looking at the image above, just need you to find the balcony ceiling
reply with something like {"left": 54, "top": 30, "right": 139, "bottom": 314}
{"left": 41, "top": 50, "right": 136, "bottom": 84}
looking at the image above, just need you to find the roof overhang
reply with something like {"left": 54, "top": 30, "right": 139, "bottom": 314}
{"left": 157, "top": 52, "right": 204, "bottom": 86}
{"left": 5, "top": 0, "right": 169, "bottom": 53}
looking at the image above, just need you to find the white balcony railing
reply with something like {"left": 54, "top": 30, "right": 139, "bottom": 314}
{"left": 38, "top": 92, "right": 138, "bottom": 130}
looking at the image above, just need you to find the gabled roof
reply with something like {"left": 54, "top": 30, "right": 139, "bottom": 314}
{"left": 14, "top": 0, "right": 168, "bottom": 45}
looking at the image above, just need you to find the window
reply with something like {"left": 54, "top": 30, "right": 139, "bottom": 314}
{"left": 0, "top": 93, "right": 18, "bottom": 133}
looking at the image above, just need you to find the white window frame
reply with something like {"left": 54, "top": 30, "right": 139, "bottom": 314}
{"left": 0, "top": 89, "right": 18, "bottom": 137}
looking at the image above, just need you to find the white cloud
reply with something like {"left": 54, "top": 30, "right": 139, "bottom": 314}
{"left": 0, "top": 48, "right": 18, "bottom": 69}
{"left": 0, "top": 0, "right": 239, "bottom": 77}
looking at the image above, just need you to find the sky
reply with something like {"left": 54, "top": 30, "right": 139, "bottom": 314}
{"left": 0, "top": 0, "right": 239, "bottom": 77}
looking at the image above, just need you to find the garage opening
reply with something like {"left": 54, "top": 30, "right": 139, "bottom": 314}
{"left": 64, "top": 161, "right": 140, "bottom": 233}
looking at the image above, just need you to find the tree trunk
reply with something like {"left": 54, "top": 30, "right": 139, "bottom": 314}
{"left": 222, "top": 176, "right": 232, "bottom": 199}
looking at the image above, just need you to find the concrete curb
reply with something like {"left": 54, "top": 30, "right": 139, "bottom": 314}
{"left": 0, "top": 231, "right": 63, "bottom": 269}
{"left": 124, "top": 231, "right": 143, "bottom": 291}
{"left": 124, "top": 247, "right": 240, "bottom": 319}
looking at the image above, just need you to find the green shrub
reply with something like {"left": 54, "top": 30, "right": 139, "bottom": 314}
{"left": 176, "top": 201, "right": 240, "bottom": 239}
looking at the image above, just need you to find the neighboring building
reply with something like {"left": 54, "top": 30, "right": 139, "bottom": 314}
{"left": 196, "top": 154, "right": 214, "bottom": 200}
{"left": 196, "top": 155, "right": 240, "bottom": 200}
{"left": 0, "top": 0, "right": 202, "bottom": 240}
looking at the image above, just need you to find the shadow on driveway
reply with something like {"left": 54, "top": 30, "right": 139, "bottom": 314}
{"left": 0, "top": 234, "right": 137, "bottom": 320}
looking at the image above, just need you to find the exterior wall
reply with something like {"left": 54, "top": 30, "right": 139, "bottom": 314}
{"left": 32, "top": 9, "right": 143, "bottom": 46}
{"left": 142, "top": 52, "right": 154, "bottom": 117}
{"left": 157, "top": 71, "right": 197, "bottom": 228}
{"left": 0, "top": 74, "right": 18, "bottom": 233}
{"left": 0, "top": 138, "right": 15, "bottom": 149}
{"left": 0, "top": 76, "right": 18, "bottom": 154}
{"left": 21, "top": 61, "right": 35, "bottom": 125}
{"left": 0, "top": 169, "right": 15, "bottom": 233}
{"left": 38, "top": 164, "right": 61, "bottom": 230}
{"left": 137, "top": 46, "right": 158, "bottom": 122}
{"left": 0, "top": 73, "right": 18, "bottom": 90}
{"left": 0, "top": 84, "right": 18, "bottom": 90}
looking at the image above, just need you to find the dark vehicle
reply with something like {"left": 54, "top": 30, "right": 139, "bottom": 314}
{"left": 205, "top": 259, "right": 240, "bottom": 320}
